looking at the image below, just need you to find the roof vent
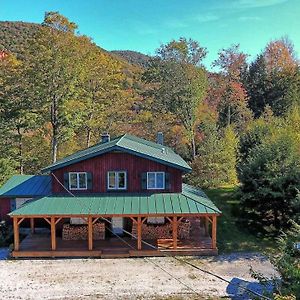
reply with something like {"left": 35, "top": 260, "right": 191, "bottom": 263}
{"left": 101, "top": 133, "right": 110, "bottom": 143}
{"left": 161, "top": 147, "right": 166, "bottom": 154}
{"left": 157, "top": 132, "right": 164, "bottom": 145}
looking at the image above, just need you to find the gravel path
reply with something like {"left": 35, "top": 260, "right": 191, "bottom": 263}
{"left": 0, "top": 252, "right": 278, "bottom": 299}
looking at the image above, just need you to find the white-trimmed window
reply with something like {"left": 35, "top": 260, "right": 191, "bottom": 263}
{"left": 108, "top": 171, "right": 127, "bottom": 190}
{"left": 147, "top": 172, "right": 165, "bottom": 190}
{"left": 69, "top": 172, "right": 87, "bottom": 190}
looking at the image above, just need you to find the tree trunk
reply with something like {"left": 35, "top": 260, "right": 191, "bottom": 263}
{"left": 86, "top": 128, "right": 92, "bottom": 148}
{"left": 86, "top": 112, "right": 93, "bottom": 148}
{"left": 51, "top": 95, "right": 59, "bottom": 163}
{"left": 191, "top": 134, "right": 196, "bottom": 160}
{"left": 52, "top": 131, "right": 58, "bottom": 163}
{"left": 17, "top": 126, "right": 23, "bottom": 175}
{"left": 227, "top": 104, "right": 231, "bottom": 126}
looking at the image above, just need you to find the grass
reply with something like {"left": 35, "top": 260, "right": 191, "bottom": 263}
{"left": 205, "top": 186, "right": 276, "bottom": 254}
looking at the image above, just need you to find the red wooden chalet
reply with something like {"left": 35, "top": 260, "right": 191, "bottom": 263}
{"left": 0, "top": 133, "right": 221, "bottom": 258}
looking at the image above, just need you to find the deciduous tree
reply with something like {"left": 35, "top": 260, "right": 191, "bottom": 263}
{"left": 143, "top": 38, "right": 208, "bottom": 159}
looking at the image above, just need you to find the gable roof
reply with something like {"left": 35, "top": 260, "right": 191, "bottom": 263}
{"left": 0, "top": 175, "right": 52, "bottom": 198}
{"left": 9, "top": 184, "right": 221, "bottom": 217}
{"left": 42, "top": 134, "right": 192, "bottom": 173}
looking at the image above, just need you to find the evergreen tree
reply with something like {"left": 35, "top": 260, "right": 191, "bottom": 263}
{"left": 239, "top": 122, "right": 300, "bottom": 234}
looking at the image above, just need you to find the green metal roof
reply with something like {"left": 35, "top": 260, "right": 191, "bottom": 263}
{"left": 0, "top": 175, "right": 52, "bottom": 198}
{"left": 9, "top": 184, "right": 220, "bottom": 216}
{"left": 42, "top": 134, "right": 192, "bottom": 173}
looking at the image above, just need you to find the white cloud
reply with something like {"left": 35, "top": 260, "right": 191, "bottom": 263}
{"left": 233, "top": 0, "right": 288, "bottom": 9}
{"left": 194, "top": 14, "right": 220, "bottom": 23}
{"left": 238, "top": 16, "right": 262, "bottom": 21}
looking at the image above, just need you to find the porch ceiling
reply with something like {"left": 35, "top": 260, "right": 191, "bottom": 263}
{"left": 9, "top": 184, "right": 221, "bottom": 217}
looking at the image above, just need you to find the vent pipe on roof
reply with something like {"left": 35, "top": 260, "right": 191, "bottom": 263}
{"left": 101, "top": 133, "right": 110, "bottom": 143}
{"left": 157, "top": 132, "right": 164, "bottom": 145}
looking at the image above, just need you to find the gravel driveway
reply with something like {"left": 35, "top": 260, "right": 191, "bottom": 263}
{"left": 0, "top": 252, "right": 278, "bottom": 299}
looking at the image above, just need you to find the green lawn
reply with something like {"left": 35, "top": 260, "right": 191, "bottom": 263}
{"left": 205, "top": 186, "right": 276, "bottom": 254}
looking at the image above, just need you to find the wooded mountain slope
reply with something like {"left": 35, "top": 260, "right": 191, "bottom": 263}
{"left": 0, "top": 21, "right": 141, "bottom": 73}
{"left": 111, "top": 50, "right": 151, "bottom": 68}
{"left": 0, "top": 21, "right": 39, "bottom": 58}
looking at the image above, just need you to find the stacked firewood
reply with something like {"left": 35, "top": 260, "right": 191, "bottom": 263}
{"left": 132, "top": 220, "right": 190, "bottom": 239}
{"left": 62, "top": 222, "right": 105, "bottom": 240}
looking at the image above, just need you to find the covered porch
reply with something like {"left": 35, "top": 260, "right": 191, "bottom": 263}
{"left": 9, "top": 187, "right": 221, "bottom": 258}
{"left": 12, "top": 215, "right": 218, "bottom": 258}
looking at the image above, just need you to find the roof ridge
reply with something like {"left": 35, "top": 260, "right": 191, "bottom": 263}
{"left": 116, "top": 133, "right": 127, "bottom": 146}
{"left": 121, "top": 134, "right": 174, "bottom": 151}
{"left": 42, "top": 133, "right": 192, "bottom": 173}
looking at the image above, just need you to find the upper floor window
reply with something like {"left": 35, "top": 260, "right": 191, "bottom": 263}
{"left": 147, "top": 172, "right": 165, "bottom": 189}
{"left": 69, "top": 172, "right": 87, "bottom": 190}
{"left": 108, "top": 171, "right": 127, "bottom": 190}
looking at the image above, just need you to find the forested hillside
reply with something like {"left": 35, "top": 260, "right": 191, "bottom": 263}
{"left": 0, "top": 21, "right": 142, "bottom": 75}
{"left": 111, "top": 50, "right": 151, "bottom": 68}
{"left": 1, "top": 12, "right": 300, "bottom": 243}
{"left": 0, "top": 21, "right": 39, "bottom": 58}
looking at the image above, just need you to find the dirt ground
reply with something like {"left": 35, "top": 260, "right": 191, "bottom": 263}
{"left": 0, "top": 252, "right": 278, "bottom": 300}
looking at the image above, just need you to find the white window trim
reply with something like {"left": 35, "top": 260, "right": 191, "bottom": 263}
{"left": 107, "top": 171, "right": 127, "bottom": 190}
{"left": 147, "top": 172, "right": 165, "bottom": 190}
{"left": 69, "top": 172, "right": 88, "bottom": 190}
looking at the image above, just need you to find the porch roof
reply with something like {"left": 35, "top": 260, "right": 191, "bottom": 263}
{"left": 9, "top": 184, "right": 221, "bottom": 217}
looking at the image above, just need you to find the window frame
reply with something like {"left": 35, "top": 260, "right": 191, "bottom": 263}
{"left": 147, "top": 172, "right": 165, "bottom": 190}
{"left": 107, "top": 171, "right": 127, "bottom": 190}
{"left": 69, "top": 172, "right": 88, "bottom": 190}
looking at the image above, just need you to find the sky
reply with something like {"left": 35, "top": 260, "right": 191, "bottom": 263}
{"left": 0, "top": 0, "right": 299, "bottom": 69}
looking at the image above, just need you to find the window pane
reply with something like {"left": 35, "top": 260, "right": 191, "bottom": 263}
{"left": 156, "top": 173, "right": 164, "bottom": 189}
{"left": 147, "top": 173, "right": 156, "bottom": 189}
{"left": 118, "top": 172, "right": 126, "bottom": 188}
{"left": 108, "top": 172, "right": 116, "bottom": 189}
{"left": 78, "top": 173, "right": 87, "bottom": 189}
{"left": 70, "top": 174, "right": 78, "bottom": 189}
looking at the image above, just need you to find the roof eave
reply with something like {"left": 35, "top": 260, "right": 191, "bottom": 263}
{"left": 0, "top": 194, "right": 49, "bottom": 198}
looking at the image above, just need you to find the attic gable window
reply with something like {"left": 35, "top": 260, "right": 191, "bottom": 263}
{"left": 147, "top": 172, "right": 165, "bottom": 190}
{"left": 69, "top": 172, "right": 87, "bottom": 190}
{"left": 108, "top": 171, "right": 127, "bottom": 190}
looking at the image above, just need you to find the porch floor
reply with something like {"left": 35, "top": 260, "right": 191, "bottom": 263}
{"left": 12, "top": 220, "right": 218, "bottom": 258}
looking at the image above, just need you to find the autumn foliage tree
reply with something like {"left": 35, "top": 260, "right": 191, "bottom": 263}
{"left": 212, "top": 44, "right": 252, "bottom": 129}
{"left": 143, "top": 38, "right": 208, "bottom": 159}
{"left": 246, "top": 38, "right": 300, "bottom": 117}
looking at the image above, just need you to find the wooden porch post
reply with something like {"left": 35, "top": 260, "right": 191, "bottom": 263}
{"left": 137, "top": 216, "right": 142, "bottom": 250}
{"left": 13, "top": 217, "right": 20, "bottom": 251}
{"left": 88, "top": 216, "right": 93, "bottom": 250}
{"left": 204, "top": 216, "right": 209, "bottom": 236}
{"left": 212, "top": 215, "right": 217, "bottom": 249}
{"left": 30, "top": 218, "right": 35, "bottom": 234}
{"left": 172, "top": 216, "right": 178, "bottom": 249}
{"left": 50, "top": 217, "right": 56, "bottom": 251}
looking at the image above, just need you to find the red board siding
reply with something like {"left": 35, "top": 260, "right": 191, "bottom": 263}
{"left": 0, "top": 198, "right": 11, "bottom": 221}
{"left": 52, "top": 152, "right": 182, "bottom": 194}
